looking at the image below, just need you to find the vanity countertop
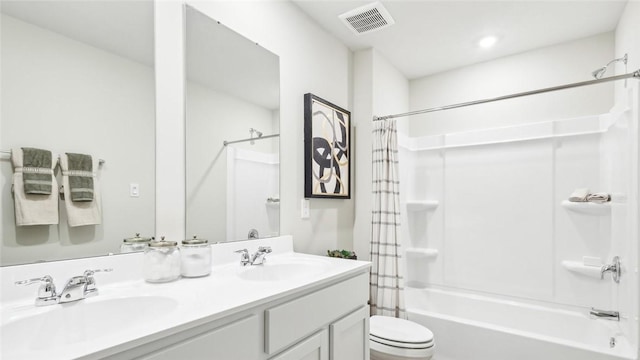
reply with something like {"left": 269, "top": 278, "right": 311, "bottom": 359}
{"left": 0, "top": 236, "right": 370, "bottom": 360}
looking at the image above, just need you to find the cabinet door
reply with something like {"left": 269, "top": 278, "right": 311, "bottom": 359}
{"left": 138, "top": 315, "right": 260, "bottom": 360}
{"left": 270, "top": 330, "right": 328, "bottom": 360}
{"left": 330, "top": 305, "right": 369, "bottom": 360}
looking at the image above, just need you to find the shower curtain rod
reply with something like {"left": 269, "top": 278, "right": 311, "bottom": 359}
{"left": 223, "top": 133, "right": 280, "bottom": 146}
{"left": 373, "top": 69, "right": 640, "bottom": 121}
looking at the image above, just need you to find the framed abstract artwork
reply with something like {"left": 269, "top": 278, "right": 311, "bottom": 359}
{"left": 304, "top": 93, "right": 351, "bottom": 199}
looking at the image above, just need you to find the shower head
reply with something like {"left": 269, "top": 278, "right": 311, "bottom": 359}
{"left": 250, "top": 128, "right": 263, "bottom": 138}
{"left": 249, "top": 128, "right": 263, "bottom": 145}
{"left": 592, "top": 53, "right": 628, "bottom": 79}
{"left": 591, "top": 67, "right": 608, "bottom": 79}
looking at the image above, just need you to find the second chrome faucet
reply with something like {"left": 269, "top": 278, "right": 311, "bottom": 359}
{"left": 235, "top": 246, "right": 272, "bottom": 266}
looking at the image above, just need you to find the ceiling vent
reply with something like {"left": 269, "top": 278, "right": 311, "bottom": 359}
{"left": 339, "top": 2, "right": 395, "bottom": 36}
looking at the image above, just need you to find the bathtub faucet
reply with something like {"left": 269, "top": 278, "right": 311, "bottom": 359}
{"left": 600, "top": 256, "right": 621, "bottom": 283}
{"left": 589, "top": 308, "right": 619, "bottom": 321}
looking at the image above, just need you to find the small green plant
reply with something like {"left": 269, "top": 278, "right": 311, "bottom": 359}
{"left": 327, "top": 249, "right": 357, "bottom": 260}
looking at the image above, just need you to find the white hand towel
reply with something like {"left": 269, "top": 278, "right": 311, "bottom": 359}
{"left": 60, "top": 154, "right": 102, "bottom": 227}
{"left": 568, "top": 188, "right": 590, "bottom": 202}
{"left": 11, "top": 148, "right": 59, "bottom": 226}
{"left": 587, "top": 193, "right": 611, "bottom": 203}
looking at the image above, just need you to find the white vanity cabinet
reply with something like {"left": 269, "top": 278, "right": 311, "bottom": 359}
{"left": 105, "top": 271, "right": 369, "bottom": 360}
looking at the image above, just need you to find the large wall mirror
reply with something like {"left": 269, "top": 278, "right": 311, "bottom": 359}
{"left": 185, "top": 6, "right": 280, "bottom": 243}
{"left": 0, "top": 1, "right": 155, "bottom": 266}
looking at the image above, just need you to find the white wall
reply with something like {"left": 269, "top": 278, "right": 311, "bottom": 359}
{"left": 614, "top": 0, "right": 640, "bottom": 104}
{"left": 352, "top": 50, "right": 374, "bottom": 261}
{"left": 353, "top": 49, "right": 409, "bottom": 261}
{"left": 0, "top": 14, "right": 155, "bottom": 265}
{"left": 155, "top": 1, "right": 353, "bottom": 255}
{"left": 154, "top": 1, "right": 185, "bottom": 244}
{"left": 409, "top": 32, "right": 615, "bottom": 136}
{"left": 614, "top": 2, "right": 640, "bottom": 355}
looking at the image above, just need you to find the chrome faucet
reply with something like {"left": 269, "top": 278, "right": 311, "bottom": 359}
{"left": 59, "top": 276, "right": 89, "bottom": 303}
{"left": 250, "top": 246, "right": 272, "bottom": 265}
{"left": 235, "top": 249, "right": 251, "bottom": 266}
{"left": 14, "top": 275, "right": 58, "bottom": 306}
{"left": 15, "top": 269, "right": 112, "bottom": 306}
{"left": 590, "top": 308, "right": 620, "bottom": 321}
{"left": 83, "top": 269, "right": 100, "bottom": 297}
{"left": 235, "top": 246, "right": 272, "bottom": 266}
{"left": 600, "top": 256, "right": 621, "bottom": 283}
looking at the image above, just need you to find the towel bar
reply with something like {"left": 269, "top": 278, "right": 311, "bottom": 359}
{"left": 1, "top": 150, "right": 105, "bottom": 165}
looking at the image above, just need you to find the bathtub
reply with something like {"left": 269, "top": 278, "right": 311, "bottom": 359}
{"left": 405, "top": 287, "right": 637, "bottom": 360}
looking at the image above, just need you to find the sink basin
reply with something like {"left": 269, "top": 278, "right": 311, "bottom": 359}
{"left": 1, "top": 296, "right": 178, "bottom": 353}
{"left": 236, "top": 257, "right": 332, "bottom": 282}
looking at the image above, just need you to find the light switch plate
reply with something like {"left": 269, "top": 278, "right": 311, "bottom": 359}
{"left": 130, "top": 183, "right": 140, "bottom": 197}
{"left": 301, "top": 199, "right": 309, "bottom": 219}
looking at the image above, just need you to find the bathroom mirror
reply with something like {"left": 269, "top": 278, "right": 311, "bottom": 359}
{"left": 0, "top": 1, "right": 155, "bottom": 266}
{"left": 185, "top": 6, "right": 280, "bottom": 243}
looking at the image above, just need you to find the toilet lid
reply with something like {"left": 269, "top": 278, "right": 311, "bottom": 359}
{"left": 370, "top": 315, "right": 434, "bottom": 349}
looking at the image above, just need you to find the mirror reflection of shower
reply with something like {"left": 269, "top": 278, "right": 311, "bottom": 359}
{"left": 223, "top": 128, "right": 279, "bottom": 146}
{"left": 591, "top": 53, "right": 627, "bottom": 79}
{"left": 225, "top": 132, "right": 280, "bottom": 241}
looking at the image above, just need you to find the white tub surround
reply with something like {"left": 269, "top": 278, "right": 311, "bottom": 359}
{"left": 0, "top": 236, "right": 371, "bottom": 360}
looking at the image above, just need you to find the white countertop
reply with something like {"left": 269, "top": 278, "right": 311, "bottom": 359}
{"left": 0, "top": 236, "right": 370, "bottom": 360}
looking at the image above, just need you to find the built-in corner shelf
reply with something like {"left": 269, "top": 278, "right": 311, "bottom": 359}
{"left": 406, "top": 200, "right": 439, "bottom": 212}
{"left": 266, "top": 198, "right": 280, "bottom": 207}
{"left": 405, "top": 247, "right": 439, "bottom": 259}
{"left": 561, "top": 200, "right": 611, "bottom": 215}
{"left": 561, "top": 260, "right": 602, "bottom": 279}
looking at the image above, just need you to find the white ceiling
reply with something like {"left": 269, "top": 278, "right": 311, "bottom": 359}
{"left": 293, "top": 0, "right": 629, "bottom": 79}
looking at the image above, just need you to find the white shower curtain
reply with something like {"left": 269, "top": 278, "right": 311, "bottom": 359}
{"left": 370, "top": 119, "right": 406, "bottom": 318}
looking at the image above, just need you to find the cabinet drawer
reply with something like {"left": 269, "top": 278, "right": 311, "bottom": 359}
{"left": 265, "top": 272, "right": 368, "bottom": 354}
{"left": 138, "top": 314, "right": 260, "bottom": 360}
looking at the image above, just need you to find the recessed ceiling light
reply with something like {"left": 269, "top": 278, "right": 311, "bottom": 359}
{"left": 478, "top": 36, "right": 498, "bottom": 49}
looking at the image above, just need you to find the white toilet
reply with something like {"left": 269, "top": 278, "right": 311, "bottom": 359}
{"left": 370, "top": 315, "right": 435, "bottom": 360}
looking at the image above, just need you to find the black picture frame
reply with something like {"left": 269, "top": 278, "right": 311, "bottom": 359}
{"left": 304, "top": 93, "right": 351, "bottom": 199}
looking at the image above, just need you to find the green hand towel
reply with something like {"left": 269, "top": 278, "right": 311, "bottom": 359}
{"left": 21, "top": 147, "right": 53, "bottom": 195}
{"left": 66, "top": 153, "right": 94, "bottom": 202}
